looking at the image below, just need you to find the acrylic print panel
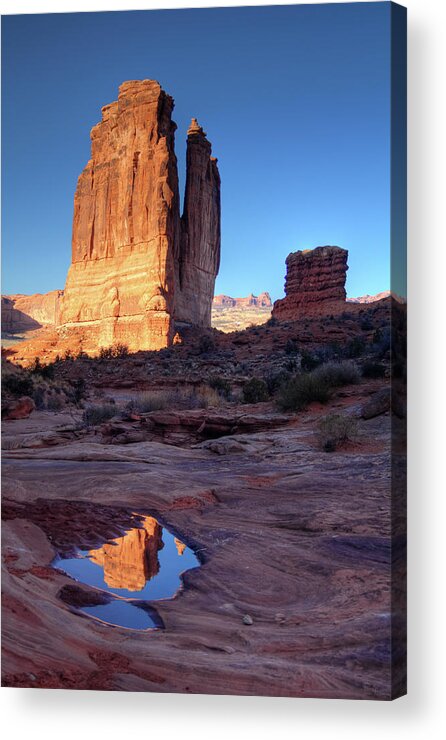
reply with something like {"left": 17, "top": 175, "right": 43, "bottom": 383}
{"left": 1, "top": 2, "right": 406, "bottom": 699}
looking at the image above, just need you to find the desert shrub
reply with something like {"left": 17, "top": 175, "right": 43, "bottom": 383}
{"left": 71, "top": 377, "right": 87, "bottom": 404}
{"left": 112, "top": 343, "right": 129, "bottom": 358}
{"left": 46, "top": 393, "right": 65, "bottom": 411}
{"left": 125, "top": 392, "right": 169, "bottom": 414}
{"left": 360, "top": 318, "right": 374, "bottom": 331}
{"left": 300, "top": 351, "right": 322, "bottom": 372}
{"left": 311, "top": 361, "right": 360, "bottom": 388}
{"left": 29, "top": 357, "right": 55, "bottom": 380}
{"left": 285, "top": 338, "right": 298, "bottom": 355}
{"left": 345, "top": 336, "right": 366, "bottom": 358}
{"left": 32, "top": 385, "right": 47, "bottom": 410}
{"left": 264, "top": 369, "right": 292, "bottom": 395}
{"left": 362, "top": 362, "right": 386, "bottom": 379}
{"left": 266, "top": 316, "right": 278, "bottom": 327}
{"left": 316, "top": 413, "right": 358, "bottom": 452}
{"left": 2, "top": 372, "right": 34, "bottom": 398}
{"left": 276, "top": 374, "right": 332, "bottom": 412}
{"left": 82, "top": 403, "right": 117, "bottom": 427}
{"left": 98, "top": 347, "right": 114, "bottom": 360}
{"left": 208, "top": 376, "right": 231, "bottom": 399}
{"left": 198, "top": 335, "right": 215, "bottom": 354}
{"left": 242, "top": 378, "right": 270, "bottom": 404}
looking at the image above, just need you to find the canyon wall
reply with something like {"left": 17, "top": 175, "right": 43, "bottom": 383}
{"left": 58, "top": 80, "right": 220, "bottom": 352}
{"left": 272, "top": 246, "right": 348, "bottom": 321}
{"left": 2, "top": 291, "right": 63, "bottom": 334}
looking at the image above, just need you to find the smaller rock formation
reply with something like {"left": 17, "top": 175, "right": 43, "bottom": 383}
{"left": 272, "top": 246, "right": 348, "bottom": 321}
{"left": 2, "top": 396, "right": 35, "bottom": 421}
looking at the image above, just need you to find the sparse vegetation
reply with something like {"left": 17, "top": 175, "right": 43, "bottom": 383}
{"left": 300, "top": 350, "right": 322, "bottom": 372}
{"left": 242, "top": 378, "right": 270, "bottom": 404}
{"left": 82, "top": 403, "right": 117, "bottom": 426}
{"left": 345, "top": 336, "right": 366, "bottom": 358}
{"left": 198, "top": 335, "right": 215, "bottom": 354}
{"left": 264, "top": 369, "right": 292, "bottom": 395}
{"left": 311, "top": 361, "right": 360, "bottom": 388}
{"left": 208, "top": 376, "right": 232, "bottom": 399}
{"left": 361, "top": 362, "right": 386, "bottom": 379}
{"left": 276, "top": 373, "right": 331, "bottom": 412}
{"left": 316, "top": 413, "right": 358, "bottom": 452}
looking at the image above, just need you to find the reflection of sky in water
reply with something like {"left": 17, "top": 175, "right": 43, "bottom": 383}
{"left": 82, "top": 601, "right": 155, "bottom": 630}
{"left": 55, "top": 518, "right": 200, "bottom": 629}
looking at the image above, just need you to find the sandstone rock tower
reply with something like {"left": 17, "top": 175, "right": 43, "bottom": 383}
{"left": 272, "top": 246, "right": 348, "bottom": 321}
{"left": 58, "top": 80, "right": 220, "bottom": 351}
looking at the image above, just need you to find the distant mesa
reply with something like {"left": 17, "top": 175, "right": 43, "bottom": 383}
{"left": 213, "top": 292, "right": 272, "bottom": 309}
{"left": 347, "top": 291, "right": 391, "bottom": 304}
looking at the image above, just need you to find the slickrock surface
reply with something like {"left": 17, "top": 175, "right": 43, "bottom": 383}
{"left": 1, "top": 384, "right": 405, "bottom": 698}
{"left": 273, "top": 246, "right": 348, "bottom": 321}
{"left": 58, "top": 81, "right": 220, "bottom": 353}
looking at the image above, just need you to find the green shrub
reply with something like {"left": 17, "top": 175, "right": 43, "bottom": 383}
{"left": 316, "top": 413, "right": 358, "bottom": 452}
{"left": 362, "top": 362, "right": 386, "bottom": 379}
{"left": 300, "top": 351, "right": 321, "bottom": 372}
{"left": 198, "top": 335, "right": 215, "bottom": 354}
{"left": 285, "top": 338, "right": 298, "bottom": 355}
{"left": 82, "top": 403, "right": 117, "bottom": 426}
{"left": 242, "top": 378, "right": 270, "bottom": 404}
{"left": 276, "top": 374, "right": 331, "bottom": 412}
{"left": 311, "top": 361, "right": 360, "bottom": 388}
{"left": 346, "top": 336, "right": 366, "bottom": 358}
{"left": 264, "top": 369, "right": 292, "bottom": 395}
{"left": 29, "top": 357, "right": 55, "bottom": 379}
{"left": 2, "top": 372, "right": 34, "bottom": 398}
{"left": 208, "top": 376, "right": 231, "bottom": 399}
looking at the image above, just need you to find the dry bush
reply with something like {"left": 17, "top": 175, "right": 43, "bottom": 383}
{"left": 316, "top": 413, "right": 358, "bottom": 452}
{"left": 276, "top": 374, "right": 331, "bottom": 412}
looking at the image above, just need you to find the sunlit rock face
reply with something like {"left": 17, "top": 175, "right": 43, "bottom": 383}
{"left": 89, "top": 516, "right": 163, "bottom": 591}
{"left": 272, "top": 246, "right": 348, "bottom": 321}
{"left": 58, "top": 80, "right": 220, "bottom": 352}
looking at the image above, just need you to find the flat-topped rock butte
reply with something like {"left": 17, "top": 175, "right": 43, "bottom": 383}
{"left": 273, "top": 246, "right": 349, "bottom": 321}
{"left": 58, "top": 80, "right": 220, "bottom": 353}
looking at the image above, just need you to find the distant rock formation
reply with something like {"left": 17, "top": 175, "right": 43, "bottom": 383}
{"left": 1, "top": 291, "right": 63, "bottom": 334}
{"left": 347, "top": 291, "right": 391, "bottom": 304}
{"left": 58, "top": 80, "right": 220, "bottom": 352}
{"left": 213, "top": 292, "right": 272, "bottom": 309}
{"left": 272, "top": 246, "right": 348, "bottom": 321}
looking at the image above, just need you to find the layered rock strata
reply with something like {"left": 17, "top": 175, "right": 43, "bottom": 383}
{"left": 58, "top": 80, "right": 220, "bottom": 352}
{"left": 272, "top": 246, "right": 348, "bottom": 321}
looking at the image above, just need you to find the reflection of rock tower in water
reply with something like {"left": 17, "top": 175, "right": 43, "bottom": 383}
{"left": 174, "top": 538, "right": 186, "bottom": 556}
{"left": 89, "top": 516, "right": 163, "bottom": 591}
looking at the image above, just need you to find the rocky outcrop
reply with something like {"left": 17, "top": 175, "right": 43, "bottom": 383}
{"left": 272, "top": 246, "right": 348, "bottom": 321}
{"left": 89, "top": 516, "right": 163, "bottom": 591}
{"left": 58, "top": 80, "right": 220, "bottom": 352}
{"left": 213, "top": 292, "right": 272, "bottom": 309}
{"left": 2, "top": 291, "right": 63, "bottom": 334}
{"left": 2, "top": 396, "right": 35, "bottom": 421}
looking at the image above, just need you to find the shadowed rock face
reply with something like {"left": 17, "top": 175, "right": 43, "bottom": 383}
{"left": 273, "top": 246, "right": 348, "bottom": 321}
{"left": 58, "top": 80, "right": 220, "bottom": 352}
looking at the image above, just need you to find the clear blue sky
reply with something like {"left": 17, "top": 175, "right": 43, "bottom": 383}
{"left": 2, "top": 3, "right": 392, "bottom": 301}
